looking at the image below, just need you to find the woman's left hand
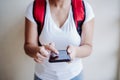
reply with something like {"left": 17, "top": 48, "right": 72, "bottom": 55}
{"left": 67, "top": 45, "right": 77, "bottom": 60}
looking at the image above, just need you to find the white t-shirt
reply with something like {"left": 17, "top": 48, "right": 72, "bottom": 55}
{"left": 25, "top": 0, "right": 94, "bottom": 80}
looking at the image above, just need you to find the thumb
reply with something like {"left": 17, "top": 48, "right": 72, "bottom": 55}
{"left": 67, "top": 45, "right": 72, "bottom": 54}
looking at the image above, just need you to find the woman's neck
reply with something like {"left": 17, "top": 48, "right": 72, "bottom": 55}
{"left": 49, "top": 0, "right": 71, "bottom": 8}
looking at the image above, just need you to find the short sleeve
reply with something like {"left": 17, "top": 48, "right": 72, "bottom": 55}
{"left": 25, "top": 2, "right": 36, "bottom": 24}
{"left": 83, "top": 0, "right": 95, "bottom": 23}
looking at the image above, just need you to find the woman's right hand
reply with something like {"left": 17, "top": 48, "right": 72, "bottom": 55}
{"left": 24, "top": 18, "right": 58, "bottom": 63}
{"left": 33, "top": 43, "right": 59, "bottom": 63}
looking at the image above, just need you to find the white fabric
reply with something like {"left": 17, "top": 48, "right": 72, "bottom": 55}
{"left": 25, "top": 0, "right": 95, "bottom": 80}
{"left": 25, "top": 0, "right": 95, "bottom": 24}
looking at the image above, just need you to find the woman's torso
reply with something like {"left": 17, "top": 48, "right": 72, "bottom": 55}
{"left": 35, "top": 0, "right": 83, "bottom": 80}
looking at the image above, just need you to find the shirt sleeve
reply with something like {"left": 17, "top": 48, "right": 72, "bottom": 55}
{"left": 83, "top": 0, "right": 95, "bottom": 24}
{"left": 25, "top": 2, "right": 36, "bottom": 24}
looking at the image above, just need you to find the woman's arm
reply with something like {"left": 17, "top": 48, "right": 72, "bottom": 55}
{"left": 67, "top": 18, "right": 94, "bottom": 59}
{"left": 24, "top": 18, "right": 50, "bottom": 63}
{"left": 24, "top": 18, "right": 40, "bottom": 58}
{"left": 24, "top": 18, "right": 58, "bottom": 63}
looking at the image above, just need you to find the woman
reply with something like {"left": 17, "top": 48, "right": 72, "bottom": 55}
{"left": 24, "top": 0, "right": 95, "bottom": 80}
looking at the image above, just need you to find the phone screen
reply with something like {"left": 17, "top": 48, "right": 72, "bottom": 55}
{"left": 49, "top": 50, "right": 71, "bottom": 63}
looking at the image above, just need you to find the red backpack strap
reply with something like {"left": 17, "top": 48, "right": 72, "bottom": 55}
{"left": 33, "top": 0, "right": 46, "bottom": 46}
{"left": 72, "top": 0, "right": 86, "bottom": 36}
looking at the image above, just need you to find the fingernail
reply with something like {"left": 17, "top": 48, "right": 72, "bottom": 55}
{"left": 55, "top": 50, "right": 59, "bottom": 54}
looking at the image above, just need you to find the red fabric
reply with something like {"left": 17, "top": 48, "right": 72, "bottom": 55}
{"left": 33, "top": 0, "right": 46, "bottom": 26}
{"left": 72, "top": 0, "right": 84, "bottom": 28}
{"left": 33, "top": 0, "right": 84, "bottom": 29}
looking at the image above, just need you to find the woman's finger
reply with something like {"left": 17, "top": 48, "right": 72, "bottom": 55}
{"left": 34, "top": 58, "right": 43, "bottom": 63}
{"left": 36, "top": 52, "right": 46, "bottom": 59}
{"left": 67, "top": 45, "right": 72, "bottom": 54}
{"left": 45, "top": 44, "right": 59, "bottom": 54}
{"left": 49, "top": 42, "right": 55, "bottom": 47}
{"left": 39, "top": 46, "right": 49, "bottom": 57}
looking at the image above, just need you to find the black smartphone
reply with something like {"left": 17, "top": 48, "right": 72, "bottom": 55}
{"left": 49, "top": 50, "right": 71, "bottom": 63}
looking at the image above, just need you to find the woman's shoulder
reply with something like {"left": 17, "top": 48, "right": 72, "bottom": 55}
{"left": 82, "top": 0, "right": 95, "bottom": 23}
{"left": 26, "top": 1, "right": 34, "bottom": 11}
{"left": 83, "top": 0, "right": 93, "bottom": 9}
{"left": 25, "top": 1, "right": 36, "bottom": 24}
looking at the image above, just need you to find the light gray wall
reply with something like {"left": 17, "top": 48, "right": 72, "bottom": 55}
{"left": 0, "top": 0, "right": 119, "bottom": 80}
{"left": 83, "top": 0, "right": 120, "bottom": 80}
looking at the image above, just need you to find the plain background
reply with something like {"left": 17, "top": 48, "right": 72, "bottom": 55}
{"left": 0, "top": 0, "right": 119, "bottom": 80}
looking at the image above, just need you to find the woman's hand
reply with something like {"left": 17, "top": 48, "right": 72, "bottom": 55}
{"left": 67, "top": 45, "right": 77, "bottom": 60}
{"left": 24, "top": 18, "right": 59, "bottom": 63}
{"left": 33, "top": 43, "right": 59, "bottom": 63}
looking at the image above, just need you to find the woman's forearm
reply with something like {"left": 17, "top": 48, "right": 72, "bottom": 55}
{"left": 75, "top": 44, "right": 93, "bottom": 58}
{"left": 24, "top": 43, "right": 39, "bottom": 58}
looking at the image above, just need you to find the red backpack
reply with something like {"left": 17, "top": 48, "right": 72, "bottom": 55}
{"left": 33, "top": 0, "right": 86, "bottom": 46}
